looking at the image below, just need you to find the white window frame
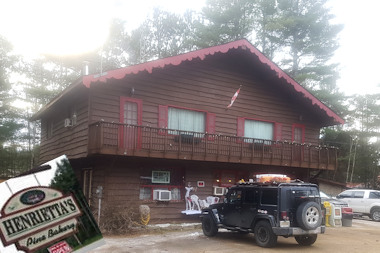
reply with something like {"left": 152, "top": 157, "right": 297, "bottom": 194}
{"left": 152, "top": 171, "right": 170, "bottom": 184}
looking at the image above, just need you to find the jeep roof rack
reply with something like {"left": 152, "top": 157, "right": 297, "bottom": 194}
{"left": 237, "top": 179, "right": 308, "bottom": 186}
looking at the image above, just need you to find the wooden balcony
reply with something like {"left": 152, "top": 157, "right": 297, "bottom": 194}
{"left": 88, "top": 122, "right": 338, "bottom": 170}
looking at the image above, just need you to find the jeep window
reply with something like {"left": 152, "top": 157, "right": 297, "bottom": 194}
{"left": 353, "top": 191, "right": 365, "bottom": 198}
{"left": 243, "top": 189, "right": 256, "bottom": 204}
{"left": 228, "top": 189, "right": 242, "bottom": 204}
{"left": 293, "top": 189, "right": 319, "bottom": 198}
{"left": 369, "top": 191, "right": 380, "bottom": 199}
{"left": 261, "top": 189, "right": 277, "bottom": 205}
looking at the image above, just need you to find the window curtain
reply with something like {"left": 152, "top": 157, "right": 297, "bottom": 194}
{"left": 244, "top": 120, "right": 273, "bottom": 140}
{"left": 168, "top": 108, "right": 205, "bottom": 133}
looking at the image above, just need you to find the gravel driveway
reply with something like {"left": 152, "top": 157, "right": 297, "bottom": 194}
{"left": 93, "top": 218, "right": 380, "bottom": 253}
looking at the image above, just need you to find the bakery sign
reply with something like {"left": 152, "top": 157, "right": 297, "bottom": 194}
{"left": 0, "top": 186, "right": 82, "bottom": 253}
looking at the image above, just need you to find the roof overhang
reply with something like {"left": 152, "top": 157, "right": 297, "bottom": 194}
{"left": 30, "top": 78, "right": 84, "bottom": 121}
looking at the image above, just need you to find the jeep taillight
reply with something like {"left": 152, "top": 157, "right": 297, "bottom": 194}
{"left": 280, "top": 211, "right": 290, "bottom": 227}
{"left": 281, "top": 211, "right": 289, "bottom": 220}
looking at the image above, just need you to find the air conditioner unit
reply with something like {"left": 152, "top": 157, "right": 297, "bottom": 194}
{"left": 64, "top": 118, "right": 72, "bottom": 127}
{"left": 213, "top": 186, "right": 226, "bottom": 196}
{"left": 153, "top": 190, "right": 171, "bottom": 201}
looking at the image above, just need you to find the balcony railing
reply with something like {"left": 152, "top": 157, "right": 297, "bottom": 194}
{"left": 88, "top": 121, "right": 338, "bottom": 170}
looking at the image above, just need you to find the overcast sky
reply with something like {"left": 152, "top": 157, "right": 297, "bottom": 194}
{"left": 0, "top": 0, "right": 379, "bottom": 96}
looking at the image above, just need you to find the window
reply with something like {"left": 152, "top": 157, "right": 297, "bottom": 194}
{"left": 152, "top": 171, "right": 170, "bottom": 184}
{"left": 261, "top": 189, "right": 278, "bottom": 205}
{"left": 353, "top": 191, "right": 365, "bottom": 198}
{"left": 244, "top": 120, "right": 273, "bottom": 140}
{"left": 369, "top": 191, "right": 380, "bottom": 199}
{"left": 168, "top": 107, "right": 205, "bottom": 133}
{"left": 243, "top": 190, "right": 257, "bottom": 204}
{"left": 140, "top": 168, "right": 184, "bottom": 201}
{"left": 120, "top": 97, "right": 142, "bottom": 125}
{"left": 228, "top": 190, "right": 242, "bottom": 204}
{"left": 158, "top": 105, "right": 215, "bottom": 135}
{"left": 337, "top": 191, "right": 353, "bottom": 199}
{"left": 237, "top": 118, "right": 281, "bottom": 142}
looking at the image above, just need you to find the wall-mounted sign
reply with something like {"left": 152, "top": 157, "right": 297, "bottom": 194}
{"left": 0, "top": 155, "right": 104, "bottom": 253}
{"left": 0, "top": 187, "right": 81, "bottom": 252}
{"left": 197, "top": 181, "right": 205, "bottom": 187}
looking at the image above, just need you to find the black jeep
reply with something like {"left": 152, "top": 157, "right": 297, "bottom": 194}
{"left": 201, "top": 181, "right": 325, "bottom": 248}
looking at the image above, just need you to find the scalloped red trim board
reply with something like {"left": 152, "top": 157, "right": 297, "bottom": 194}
{"left": 82, "top": 39, "right": 343, "bottom": 124}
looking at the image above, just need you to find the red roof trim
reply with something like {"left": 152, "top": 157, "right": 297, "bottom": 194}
{"left": 82, "top": 39, "right": 344, "bottom": 125}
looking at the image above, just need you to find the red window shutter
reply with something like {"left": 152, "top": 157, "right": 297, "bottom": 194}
{"left": 158, "top": 105, "right": 168, "bottom": 129}
{"left": 206, "top": 113, "right": 216, "bottom": 134}
{"left": 275, "top": 122, "right": 282, "bottom": 141}
{"left": 237, "top": 117, "right": 245, "bottom": 137}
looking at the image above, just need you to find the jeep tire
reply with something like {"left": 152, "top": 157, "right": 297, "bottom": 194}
{"left": 202, "top": 214, "right": 218, "bottom": 237}
{"left": 296, "top": 201, "right": 322, "bottom": 230}
{"left": 295, "top": 234, "right": 318, "bottom": 246}
{"left": 254, "top": 220, "right": 277, "bottom": 248}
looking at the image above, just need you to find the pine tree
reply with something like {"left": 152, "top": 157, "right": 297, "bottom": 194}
{"left": 0, "top": 36, "right": 23, "bottom": 148}
{"left": 274, "top": 0, "right": 344, "bottom": 114}
{"left": 195, "top": 0, "right": 256, "bottom": 48}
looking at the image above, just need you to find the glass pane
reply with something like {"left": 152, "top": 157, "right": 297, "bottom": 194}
{"left": 171, "top": 188, "right": 181, "bottom": 200}
{"left": 139, "top": 187, "right": 151, "bottom": 200}
{"left": 124, "top": 102, "right": 138, "bottom": 125}
{"left": 168, "top": 107, "right": 205, "bottom": 133}
{"left": 244, "top": 120, "right": 273, "bottom": 140}
{"left": 294, "top": 127, "right": 302, "bottom": 143}
{"left": 152, "top": 171, "right": 170, "bottom": 183}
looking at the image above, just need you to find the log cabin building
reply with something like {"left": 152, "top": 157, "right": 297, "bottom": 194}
{"left": 31, "top": 39, "right": 344, "bottom": 223}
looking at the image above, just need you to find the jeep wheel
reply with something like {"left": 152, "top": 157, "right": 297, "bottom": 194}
{"left": 202, "top": 214, "right": 218, "bottom": 237}
{"left": 370, "top": 208, "right": 380, "bottom": 222}
{"left": 295, "top": 234, "right": 318, "bottom": 246}
{"left": 296, "top": 201, "right": 322, "bottom": 230}
{"left": 254, "top": 220, "right": 277, "bottom": 248}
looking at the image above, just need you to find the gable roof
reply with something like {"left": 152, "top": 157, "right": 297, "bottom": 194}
{"left": 32, "top": 39, "right": 343, "bottom": 125}
{"left": 82, "top": 39, "right": 343, "bottom": 125}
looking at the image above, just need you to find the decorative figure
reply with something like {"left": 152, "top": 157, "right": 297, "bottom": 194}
{"left": 198, "top": 199, "right": 210, "bottom": 209}
{"left": 185, "top": 182, "right": 193, "bottom": 210}
{"left": 207, "top": 196, "right": 220, "bottom": 205}
{"left": 190, "top": 194, "right": 201, "bottom": 211}
{"left": 185, "top": 182, "right": 200, "bottom": 210}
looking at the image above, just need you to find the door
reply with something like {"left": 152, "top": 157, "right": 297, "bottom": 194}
{"left": 240, "top": 189, "right": 258, "bottom": 228}
{"left": 222, "top": 189, "right": 243, "bottom": 227}
{"left": 349, "top": 191, "right": 366, "bottom": 213}
{"left": 292, "top": 124, "right": 305, "bottom": 161}
{"left": 120, "top": 97, "right": 142, "bottom": 149}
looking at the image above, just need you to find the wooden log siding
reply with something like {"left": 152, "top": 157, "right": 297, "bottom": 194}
{"left": 88, "top": 121, "right": 338, "bottom": 170}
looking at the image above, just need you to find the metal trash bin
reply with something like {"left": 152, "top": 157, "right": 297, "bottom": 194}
{"left": 341, "top": 207, "right": 353, "bottom": 227}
